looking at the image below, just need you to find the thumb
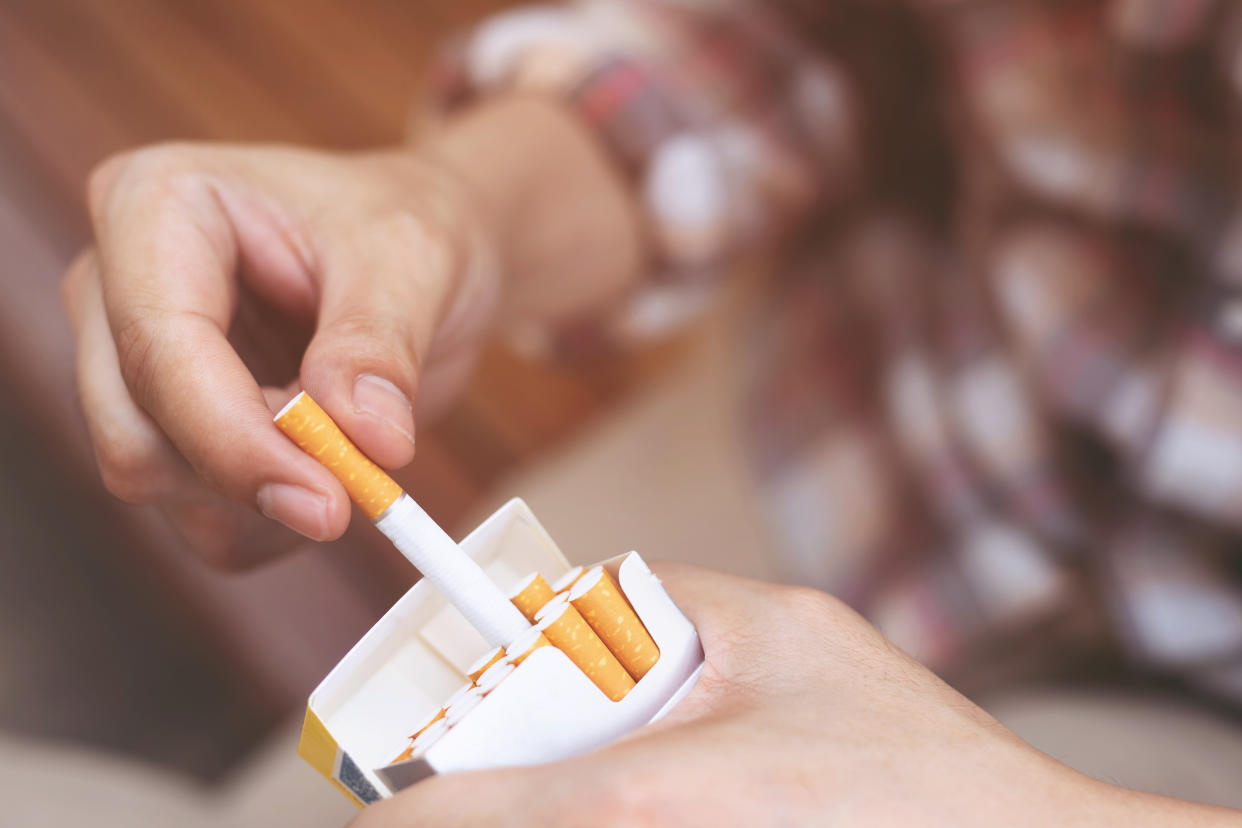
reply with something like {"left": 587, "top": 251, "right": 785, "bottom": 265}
{"left": 300, "top": 212, "right": 461, "bottom": 469}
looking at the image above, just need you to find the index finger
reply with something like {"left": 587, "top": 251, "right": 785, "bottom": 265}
{"left": 91, "top": 150, "right": 350, "bottom": 546}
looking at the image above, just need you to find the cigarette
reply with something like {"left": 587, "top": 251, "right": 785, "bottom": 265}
{"left": 503, "top": 627, "right": 551, "bottom": 666}
{"left": 275, "top": 392, "right": 531, "bottom": 649}
{"left": 465, "top": 646, "right": 506, "bottom": 682}
{"left": 475, "top": 661, "right": 516, "bottom": 694}
{"left": 569, "top": 566, "right": 661, "bottom": 680}
{"left": 410, "top": 707, "right": 447, "bottom": 740}
{"left": 536, "top": 601, "right": 635, "bottom": 701}
{"left": 392, "top": 715, "right": 449, "bottom": 764}
{"left": 444, "top": 687, "right": 484, "bottom": 725}
{"left": 550, "top": 565, "right": 586, "bottom": 594}
{"left": 411, "top": 718, "right": 450, "bottom": 755}
{"left": 508, "top": 572, "right": 555, "bottom": 622}
{"left": 442, "top": 681, "right": 477, "bottom": 710}
{"left": 534, "top": 592, "right": 569, "bottom": 623}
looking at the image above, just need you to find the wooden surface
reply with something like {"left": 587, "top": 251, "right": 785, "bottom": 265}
{"left": 0, "top": 0, "right": 661, "bottom": 773}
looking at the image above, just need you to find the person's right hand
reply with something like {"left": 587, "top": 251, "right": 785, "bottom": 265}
{"left": 62, "top": 143, "right": 501, "bottom": 567}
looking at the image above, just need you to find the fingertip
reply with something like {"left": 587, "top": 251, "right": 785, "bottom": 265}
{"left": 322, "top": 480, "right": 354, "bottom": 539}
{"left": 256, "top": 441, "right": 354, "bottom": 542}
{"left": 350, "top": 372, "right": 417, "bottom": 465}
{"left": 301, "top": 365, "right": 418, "bottom": 470}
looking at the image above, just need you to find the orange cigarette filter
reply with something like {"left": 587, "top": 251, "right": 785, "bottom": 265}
{"left": 444, "top": 688, "right": 484, "bottom": 725}
{"left": 274, "top": 391, "right": 403, "bottom": 520}
{"left": 508, "top": 572, "right": 556, "bottom": 622}
{"left": 570, "top": 567, "right": 661, "bottom": 680}
{"left": 465, "top": 646, "right": 506, "bottom": 682}
{"left": 411, "top": 708, "right": 446, "bottom": 741}
{"left": 504, "top": 627, "right": 552, "bottom": 666}
{"left": 476, "top": 661, "right": 516, "bottom": 694}
{"left": 536, "top": 601, "right": 635, "bottom": 701}
{"left": 393, "top": 710, "right": 447, "bottom": 763}
{"left": 392, "top": 718, "right": 450, "bottom": 764}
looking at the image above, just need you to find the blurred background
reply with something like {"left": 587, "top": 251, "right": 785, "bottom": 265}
{"left": 4, "top": 0, "right": 1242, "bottom": 824}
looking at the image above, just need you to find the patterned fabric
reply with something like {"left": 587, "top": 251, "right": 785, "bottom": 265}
{"left": 429, "top": 0, "right": 1242, "bottom": 706}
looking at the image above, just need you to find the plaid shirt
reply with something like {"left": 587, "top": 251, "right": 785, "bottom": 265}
{"left": 430, "top": 0, "right": 1242, "bottom": 703}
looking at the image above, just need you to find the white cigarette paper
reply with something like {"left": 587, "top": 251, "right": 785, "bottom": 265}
{"left": 550, "top": 566, "right": 586, "bottom": 594}
{"left": 534, "top": 592, "right": 569, "bottom": 623}
{"left": 411, "top": 719, "right": 449, "bottom": 754}
{"left": 443, "top": 681, "right": 477, "bottom": 710}
{"left": 466, "top": 646, "right": 506, "bottom": 682}
{"left": 376, "top": 495, "right": 531, "bottom": 648}
{"left": 476, "top": 661, "right": 516, "bottom": 694}
{"left": 444, "top": 688, "right": 484, "bottom": 725}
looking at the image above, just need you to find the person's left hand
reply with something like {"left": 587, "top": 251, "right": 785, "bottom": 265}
{"left": 350, "top": 563, "right": 1226, "bottom": 827}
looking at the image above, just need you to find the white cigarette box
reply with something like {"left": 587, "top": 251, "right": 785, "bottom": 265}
{"left": 298, "top": 498, "right": 704, "bottom": 806}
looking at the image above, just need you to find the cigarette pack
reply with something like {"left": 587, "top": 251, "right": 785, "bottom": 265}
{"left": 297, "top": 498, "right": 704, "bottom": 806}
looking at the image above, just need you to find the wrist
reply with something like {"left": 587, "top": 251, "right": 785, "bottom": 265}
{"left": 418, "top": 95, "right": 644, "bottom": 326}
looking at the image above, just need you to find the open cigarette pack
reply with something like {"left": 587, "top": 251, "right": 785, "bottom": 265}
{"left": 297, "top": 497, "right": 705, "bottom": 807}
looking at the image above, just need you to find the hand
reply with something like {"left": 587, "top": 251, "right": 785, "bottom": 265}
{"left": 353, "top": 564, "right": 1240, "bottom": 827}
{"left": 62, "top": 142, "right": 499, "bottom": 567}
{"left": 63, "top": 99, "right": 640, "bottom": 569}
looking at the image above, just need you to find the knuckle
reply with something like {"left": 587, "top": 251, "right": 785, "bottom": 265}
{"left": 86, "top": 152, "right": 130, "bottom": 219}
{"left": 94, "top": 435, "right": 164, "bottom": 504}
{"left": 193, "top": 532, "right": 253, "bottom": 573}
{"left": 317, "top": 313, "right": 420, "bottom": 377}
{"left": 165, "top": 502, "right": 264, "bottom": 572}
{"left": 376, "top": 206, "right": 461, "bottom": 289}
{"left": 89, "top": 142, "right": 208, "bottom": 220}
{"left": 386, "top": 208, "right": 454, "bottom": 259}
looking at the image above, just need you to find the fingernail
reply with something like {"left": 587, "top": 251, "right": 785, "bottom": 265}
{"left": 353, "top": 374, "right": 415, "bottom": 445}
{"left": 258, "top": 483, "right": 330, "bottom": 541}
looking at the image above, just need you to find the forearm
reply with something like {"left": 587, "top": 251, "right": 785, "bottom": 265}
{"left": 423, "top": 96, "right": 644, "bottom": 329}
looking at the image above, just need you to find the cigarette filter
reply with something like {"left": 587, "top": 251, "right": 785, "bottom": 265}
{"left": 442, "top": 681, "right": 477, "bottom": 710}
{"left": 550, "top": 565, "right": 586, "bottom": 594}
{"left": 570, "top": 567, "right": 661, "bottom": 680}
{"left": 410, "top": 708, "right": 446, "bottom": 740}
{"left": 444, "top": 689, "right": 484, "bottom": 726}
{"left": 475, "top": 661, "right": 515, "bottom": 694}
{"left": 411, "top": 719, "right": 450, "bottom": 754}
{"left": 536, "top": 601, "right": 635, "bottom": 701}
{"left": 508, "top": 572, "right": 555, "bottom": 622}
{"left": 503, "top": 627, "right": 551, "bottom": 666}
{"left": 466, "top": 646, "right": 506, "bottom": 682}
{"left": 392, "top": 714, "right": 448, "bottom": 764}
{"left": 534, "top": 592, "right": 569, "bottom": 623}
{"left": 275, "top": 392, "right": 531, "bottom": 649}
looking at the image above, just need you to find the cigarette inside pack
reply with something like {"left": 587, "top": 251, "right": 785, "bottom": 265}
{"left": 388, "top": 565, "right": 662, "bottom": 761}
